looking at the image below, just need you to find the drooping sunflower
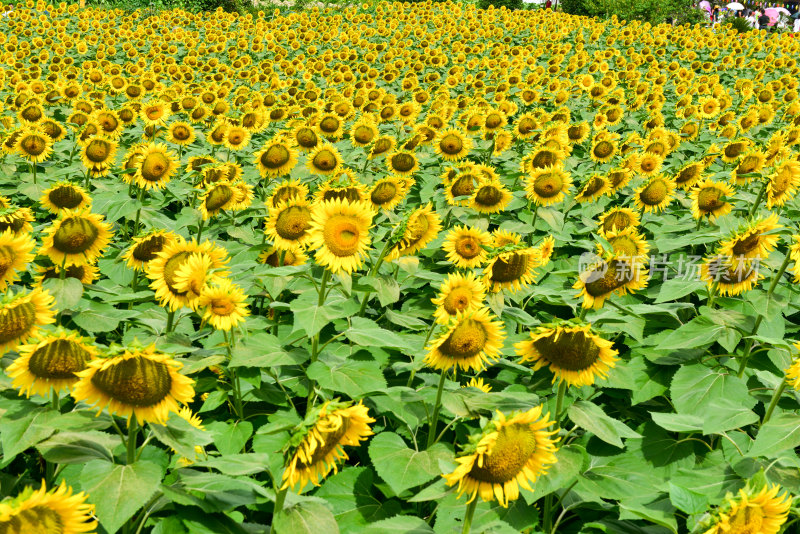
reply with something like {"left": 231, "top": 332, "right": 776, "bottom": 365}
{"left": 0, "top": 288, "right": 56, "bottom": 353}
{"left": 281, "top": 401, "right": 375, "bottom": 491}
{"left": 306, "top": 198, "right": 373, "bottom": 274}
{"left": 575, "top": 175, "right": 611, "bottom": 203}
{"left": 443, "top": 407, "right": 559, "bottom": 507}
{"left": 15, "top": 127, "right": 53, "bottom": 163}
{"left": 525, "top": 166, "right": 572, "bottom": 206}
{"left": 483, "top": 246, "right": 541, "bottom": 293}
{"left": 0, "top": 481, "right": 96, "bottom": 534}
{"left": 132, "top": 143, "right": 179, "bottom": 190}
{"left": 0, "top": 229, "right": 35, "bottom": 291}
{"left": 700, "top": 253, "right": 762, "bottom": 296}
{"left": 431, "top": 271, "right": 487, "bottom": 324}
{"left": 7, "top": 329, "right": 98, "bottom": 397}
{"left": 264, "top": 197, "right": 314, "bottom": 251}
{"left": 573, "top": 253, "right": 649, "bottom": 309}
{"left": 123, "top": 230, "right": 178, "bottom": 271}
{"left": 470, "top": 180, "right": 512, "bottom": 214}
{"left": 388, "top": 203, "right": 441, "bottom": 260}
{"left": 367, "top": 176, "right": 408, "bottom": 211}
{"left": 195, "top": 278, "right": 250, "bottom": 331}
{"left": 730, "top": 151, "right": 766, "bottom": 186}
{"left": 434, "top": 128, "right": 472, "bottom": 162}
{"left": 424, "top": 307, "right": 505, "bottom": 372}
{"left": 369, "top": 135, "right": 395, "bottom": 159}
{"left": 701, "top": 484, "right": 790, "bottom": 534}
{"left": 72, "top": 344, "right": 194, "bottom": 425}
{"left": 40, "top": 209, "right": 113, "bottom": 267}
{"left": 386, "top": 150, "right": 420, "bottom": 177}
{"left": 442, "top": 225, "right": 492, "bottom": 269}
{"left": 766, "top": 160, "right": 800, "bottom": 209}
{"left": 40, "top": 182, "right": 92, "bottom": 214}
{"left": 306, "top": 143, "right": 343, "bottom": 176}
{"left": 719, "top": 214, "right": 781, "bottom": 260}
{"left": 516, "top": 323, "right": 618, "bottom": 386}
{"left": 690, "top": 179, "right": 734, "bottom": 220}
{"left": 633, "top": 174, "right": 676, "bottom": 213}
{"left": 254, "top": 139, "right": 299, "bottom": 179}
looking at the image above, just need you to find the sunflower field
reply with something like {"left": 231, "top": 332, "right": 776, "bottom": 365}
{"left": 3, "top": 1, "right": 800, "bottom": 533}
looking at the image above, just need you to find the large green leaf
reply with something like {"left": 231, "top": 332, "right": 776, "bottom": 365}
{"left": 316, "top": 467, "right": 401, "bottom": 531}
{"left": 670, "top": 364, "right": 755, "bottom": 418}
{"left": 42, "top": 277, "right": 84, "bottom": 310}
{"left": 72, "top": 301, "right": 137, "bottom": 332}
{"left": 273, "top": 500, "right": 339, "bottom": 534}
{"left": 149, "top": 413, "right": 214, "bottom": 459}
{"left": 228, "top": 332, "right": 295, "bottom": 368}
{"left": 307, "top": 358, "right": 387, "bottom": 398}
{"left": 364, "top": 516, "right": 434, "bottom": 534}
{"left": 747, "top": 413, "right": 800, "bottom": 458}
{"left": 567, "top": 401, "right": 641, "bottom": 448}
{"left": 36, "top": 430, "right": 117, "bottom": 464}
{"left": 290, "top": 291, "right": 360, "bottom": 337}
{"left": 345, "top": 317, "right": 408, "bottom": 349}
{"left": 0, "top": 405, "right": 59, "bottom": 461}
{"left": 369, "top": 432, "right": 453, "bottom": 495}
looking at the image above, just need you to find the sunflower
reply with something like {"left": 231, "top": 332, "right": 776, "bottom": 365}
{"left": 267, "top": 179, "right": 309, "bottom": 207}
{"left": 690, "top": 179, "right": 734, "bottom": 220}
{"left": 315, "top": 178, "right": 368, "bottom": 204}
{"left": 259, "top": 246, "right": 308, "bottom": 267}
{"left": 443, "top": 407, "right": 558, "bottom": 507}
{"left": 35, "top": 263, "right": 99, "bottom": 286}
{"left": 307, "top": 143, "right": 343, "bottom": 176}
{"left": 483, "top": 246, "right": 541, "bottom": 293}
{"left": 719, "top": 214, "right": 781, "bottom": 260}
{"left": 730, "top": 151, "right": 766, "bottom": 186}
{"left": 701, "top": 484, "right": 790, "bottom": 534}
{"left": 721, "top": 140, "right": 750, "bottom": 163}
{"left": 40, "top": 209, "right": 113, "bottom": 267}
{"left": 123, "top": 230, "right": 177, "bottom": 271}
{"left": 442, "top": 225, "right": 492, "bottom": 269}
{"left": 316, "top": 113, "right": 345, "bottom": 140}
{"left": 199, "top": 181, "right": 239, "bottom": 220}
{"left": 369, "top": 135, "right": 395, "bottom": 159}
{"left": 265, "top": 197, "right": 314, "bottom": 251}
{"left": 598, "top": 227, "right": 650, "bottom": 264}
{"left": 573, "top": 253, "right": 648, "bottom": 309}
{"left": 0, "top": 229, "right": 35, "bottom": 291}
{"left": 766, "top": 160, "right": 800, "bottom": 209}
{"left": 306, "top": 198, "right": 373, "bottom": 274}
{"left": 700, "top": 254, "right": 762, "bottom": 296}
{"left": 195, "top": 278, "right": 250, "bottom": 331}
{"left": 525, "top": 166, "right": 572, "bottom": 206}
{"left": 470, "top": 180, "right": 512, "bottom": 214}
{"left": 7, "top": 330, "right": 98, "bottom": 397}
{"left": 167, "top": 121, "right": 196, "bottom": 146}
{"left": 0, "top": 288, "right": 56, "bottom": 353}
{"left": 424, "top": 307, "right": 505, "bottom": 372}
{"left": 516, "top": 323, "right": 618, "bottom": 387}
{"left": 464, "top": 377, "right": 492, "bottom": 393}
{"left": 254, "top": 139, "right": 299, "bottom": 179}
{"left": 431, "top": 271, "right": 487, "bottom": 324}
{"left": 71, "top": 344, "right": 194, "bottom": 425}
{"left": 598, "top": 207, "right": 640, "bottom": 236}
{"left": 224, "top": 125, "right": 250, "bottom": 151}
{"left": 633, "top": 175, "right": 676, "bottom": 213}
{"left": 281, "top": 401, "right": 375, "bottom": 491}
{"left": 141, "top": 100, "right": 170, "bottom": 127}
{"left": 388, "top": 203, "right": 441, "bottom": 259}
{"left": 349, "top": 118, "right": 379, "bottom": 147}
{"left": 386, "top": 150, "right": 420, "bottom": 177}
{"left": 434, "top": 129, "right": 472, "bottom": 162}
{"left": 40, "top": 182, "right": 92, "bottom": 214}
{"left": 444, "top": 170, "right": 481, "bottom": 207}
{"left": 0, "top": 481, "right": 96, "bottom": 534}
{"left": 15, "top": 127, "right": 53, "bottom": 163}
{"left": 606, "top": 168, "right": 633, "bottom": 193}
{"left": 132, "top": 143, "right": 178, "bottom": 190}
{"left": 674, "top": 161, "right": 705, "bottom": 190}
{"left": 784, "top": 343, "right": 800, "bottom": 389}
{"left": 524, "top": 146, "right": 564, "bottom": 171}
{"left": 575, "top": 175, "right": 610, "bottom": 203}
{"left": 368, "top": 176, "right": 408, "bottom": 211}
{"left": 589, "top": 138, "right": 617, "bottom": 163}
{"left": 81, "top": 137, "right": 118, "bottom": 178}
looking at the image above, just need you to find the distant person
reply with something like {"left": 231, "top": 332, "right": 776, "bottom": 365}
{"left": 758, "top": 12, "right": 770, "bottom": 29}
{"left": 795, "top": 16, "right": 800, "bottom": 33}
{"left": 545, "top": 0, "right": 552, "bottom": 9}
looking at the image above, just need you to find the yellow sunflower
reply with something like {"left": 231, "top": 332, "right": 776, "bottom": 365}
{"left": 690, "top": 179, "right": 734, "bottom": 220}
{"left": 259, "top": 246, "right": 308, "bottom": 267}
{"left": 386, "top": 150, "right": 420, "bottom": 177}
{"left": 267, "top": 179, "right": 309, "bottom": 208}
{"left": 434, "top": 128, "right": 472, "bottom": 162}
{"left": 40, "top": 209, "right": 113, "bottom": 267}
{"left": 306, "top": 198, "right": 373, "bottom": 274}
{"left": 442, "top": 225, "right": 492, "bottom": 269}
{"left": 719, "top": 214, "right": 781, "bottom": 260}
{"left": 195, "top": 278, "right": 250, "bottom": 331}
{"left": 598, "top": 227, "right": 650, "bottom": 264}
{"left": 701, "top": 484, "right": 790, "bottom": 534}
{"left": 123, "top": 230, "right": 178, "bottom": 272}
{"left": 388, "top": 203, "right": 441, "bottom": 260}
{"left": 525, "top": 166, "right": 572, "bottom": 206}
{"left": 264, "top": 197, "right": 314, "bottom": 251}
{"left": 80, "top": 136, "right": 118, "bottom": 177}
{"left": 700, "top": 254, "right": 762, "bottom": 297}
{"left": 166, "top": 121, "right": 196, "bottom": 146}
{"left": 575, "top": 175, "right": 611, "bottom": 203}
{"left": 424, "top": 307, "right": 505, "bottom": 372}
{"left": 0, "top": 481, "right": 96, "bottom": 534}
{"left": 431, "top": 271, "right": 487, "bottom": 324}
{"left": 306, "top": 143, "right": 343, "bottom": 176}
{"left": 470, "top": 180, "right": 512, "bottom": 214}
{"left": 35, "top": 263, "right": 99, "bottom": 286}
{"left": 132, "top": 142, "right": 179, "bottom": 190}
{"left": 464, "top": 377, "right": 492, "bottom": 393}
{"left": 598, "top": 207, "right": 641, "bottom": 236}
{"left": 766, "top": 160, "right": 800, "bottom": 209}
{"left": 254, "top": 139, "right": 299, "bottom": 179}
{"left": 15, "top": 126, "right": 53, "bottom": 163}
{"left": 674, "top": 161, "right": 706, "bottom": 190}
{"left": 483, "top": 246, "right": 541, "bottom": 293}
{"left": 730, "top": 151, "right": 767, "bottom": 186}
{"left": 573, "top": 253, "right": 649, "bottom": 309}
{"left": 633, "top": 175, "right": 676, "bottom": 213}
{"left": 0, "top": 288, "right": 56, "bottom": 353}
{"left": 40, "top": 182, "right": 92, "bottom": 214}
{"left": 368, "top": 176, "right": 408, "bottom": 211}
{"left": 0, "top": 229, "right": 35, "bottom": 291}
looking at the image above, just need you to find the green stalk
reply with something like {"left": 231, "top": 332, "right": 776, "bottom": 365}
{"left": 127, "top": 416, "right": 139, "bottom": 465}
{"left": 748, "top": 178, "right": 769, "bottom": 217}
{"left": 306, "top": 270, "right": 332, "bottom": 410}
{"left": 426, "top": 370, "right": 447, "bottom": 449}
{"left": 461, "top": 499, "right": 478, "bottom": 534}
{"left": 578, "top": 306, "right": 588, "bottom": 321}
{"left": 51, "top": 389, "right": 59, "bottom": 412}
{"left": 544, "top": 380, "right": 568, "bottom": 533}
{"left": 132, "top": 188, "right": 145, "bottom": 239}
{"left": 357, "top": 239, "right": 393, "bottom": 317}
{"left": 196, "top": 218, "right": 206, "bottom": 242}
{"left": 406, "top": 322, "right": 438, "bottom": 388}
{"left": 762, "top": 379, "right": 787, "bottom": 425}
{"left": 270, "top": 487, "right": 289, "bottom": 534}
{"left": 165, "top": 310, "right": 175, "bottom": 334}
{"left": 224, "top": 330, "right": 244, "bottom": 419}
{"left": 530, "top": 205, "right": 539, "bottom": 236}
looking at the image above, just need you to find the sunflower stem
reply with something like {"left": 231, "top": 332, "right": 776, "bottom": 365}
{"left": 126, "top": 415, "right": 139, "bottom": 465}
{"left": 270, "top": 486, "right": 289, "bottom": 534}
{"left": 577, "top": 306, "right": 588, "bottom": 321}
{"left": 132, "top": 188, "right": 145, "bottom": 238}
{"left": 762, "top": 379, "right": 787, "bottom": 425}
{"left": 306, "top": 270, "right": 332, "bottom": 411}
{"left": 357, "top": 239, "right": 392, "bottom": 317}
{"left": 606, "top": 299, "right": 643, "bottom": 319}
{"left": 196, "top": 218, "right": 205, "bottom": 243}
{"left": 426, "top": 370, "right": 447, "bottom": 449}
{"left": 530, "top": 206, "right": 538, "bottom": 236}
{"left": 407, "top": 322, "right": 438, "bottom": 388}
{"left": 461, "top": 498, "right": 478, "bottom": 534}
{"left": 30, "top": 162, "right": 36, "bottom": 185}
{"left": 554, "top": 380, "right": 567, "bottom": 421}
{"left": 748, "top": 178, "right": 769, "bottom": 218}
{"left": 165, "top": 310, "right": 175, "bottom": 333}
{"left": 51, "top": 388, "right": 59, "bottom": 412}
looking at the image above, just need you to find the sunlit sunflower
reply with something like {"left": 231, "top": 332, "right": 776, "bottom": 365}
{"left": 766, "top": 160, "right": 800, "bottom": 209}
{"left": 40, "top": 209, "right": 113, "bottom": 267}
{"left": 606, "top": 168, "right": 633, "bottom": 193}
{"left": 470, "top": 180, "right": 512, "bottom": 214}
{"left": 443, "top": 407, "right": 558, "bottom": 507}
{"left": 701, "top": 484, "right": 790, "bottom": 534}
{"left": 141, "top": 100, "right": 170, "bottom": 127}
{"left": 195, "top": 278, "right": 250, "bottom": 331}
{"left": 349, "top": 118, "right": 379, "bottom": 147}
{"left": 425, "top": 307, "right": 505, "bottom": 372}
{"left": 281, "top": 401, "right": 375, "bottom": 491}
{"left": 432, "top": 271, "right": 487, "bottom": 324}
{"left": 690, "top": 179, "right": 734, "bottom": 220}
{"left": 307, "top": 143, "right": 343, "bottom": 176}
{"left": 15, "top": 127, "right": 53, "bottom": 163}
{"left": 133, "top": 143, "right": 178, "bottom": 190}
{"left": 123, "top": 230, "right": 178, "bottom": 271}
{"left": 388, "top": 203, "right": 441, "bottom": 259}
{"left": 633, "top": 174, "right": 676, "bottom": 213}
{"left": 442, "top": 225, "right": 492, "bottom": 269}
{"left": 0, "top": 288, "right": 56, "bottom": 353}
{"left": 719, "top": 214, "right": 781, "bottom": 260}
{"left": 730, "top": 151, "right": 766, "bottom": 186}
{"left": 306, "top": 198, "right": 373, "bottom": 273}
{"left": 784, "top": 342, "right": 800, "bottom": 390}
{"left": 368, "top": 176, "right": 408, "bottom": 211}
{"left": 575, "top": 175, "right": 610, "bottom": 203}
{"left": 315, "top": 178, "right": 368, "bottom": 204}
{"left": 0, "top": 481, "right": 96, "bottom": 534}
{"left": 444, "top": 170, "right": 482, "bottom": 207}
{"left": 0, "top": 229, "right": 35, "bottom": 291}
{"left": 224, "top": 125, "right": 250, "bottom": 151}
{"left": 199, "top": 181, "right": 239, "bottom": 220}
{"left": 258, "top": 246, "right": 308, "bottom": 267}
{"left": 80, "top": 136, "right": 117, "bottom": 177}
{"left": 387, "top": 150, "right": 419, "bottom": 177}
{"left": 267, "top": 179, "right": 309, "bottom": 208}
{"left": 598, "top": 227, "right": 650, "bottom": 264}
{"left": 525, "top": 166, "right": 572, "bottom": 206}
{"left": 464, "top": 376, "right": 492, "bottom": 393}
{"left": 434, "top": 129, "right": 472, "bottom": 162}
{"left": 700, "top": 253, "right": 762, "bottom": 296}
{"left": 573, "top": 253, "right": 648, "bottom": 309}
{"left": 167, "top": 121, "right": 196, "bottom": 146}
{"left": 590, "top": 138, "right": 617, "bottom": 163}
{"left": 516, "top": 323, "right": 618, "bottom": 386}
{"left": 674, "top": 161, "right": 705, "bottom": 190}
{"left": 483, "top": 246, "right": 541, "bottom": 293}
{"left": 265, "top": 197, "right": 314, "bottom": 251}
{"left": 7, "top": 329, "right": 97, "bottom": 397}
{"left": 598, "top": 207, "right": 641, "bottom": 236}
{"left": 72, "top": 343, "right": 194, "bottom": 425}
{"left": 254, "top": 139, "right": 299, "bottom": 179}
{"left": 40, "top": 182, "right": 91, "bottom": 214}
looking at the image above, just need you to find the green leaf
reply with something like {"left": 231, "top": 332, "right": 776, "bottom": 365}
{"left": 655, "top": 278, "right": 705, "bottom": 304}
{"left": 149, "top": 413, "right": 213, "bottom": 459}
{"left": 369, "top": 432, "right": 453, "bottom": 495}
{"left": 41, "top": 277, "right": 84, "bottom": 310}
{"left": 701, "top": 398, "right": 758, "bottom": 435}
{"left": 165, "top": 469, "right": 271, "bottom": 512}
{"left": 316, "top": 467, "right": 401, "bottom": 530}
{"left": 656, "top": 316, "right": 727, "bottom": 351}
{"left": 72, "top": 301, "right": 137, "bottom": 332}
{"left": 290, "top": 292, "right": 360, "bottom": 337}
{"left": 78, "top": 460, "right": 165, "bottom": 534}
{"left": 747, "top": 413, "right": 800, "bottom": 458}
{"left": 273, "top": 500, "right": 339, "bottom": 534}
{"left": 307, "top": 358, "right": 387, "bottom": 398}
{"left": 345, "top": 317, "right": 408, "bottom": 349}
{"left": 526, "top": 444, "right": 586, "bottom": 501}
{"left": 668, "top": 482, "right": 708, "bottom": 515}
{"left": 650, "top": 412, "right": 704, "bottom": 433}
{"left": 619, "top": 495, "right": 677, "bottom": 533}
{"left": 364, "top": 516, "right": 434, "bottom": 533}
{"left": 36, "top": 430, "right": 116, "bottom": 464}
{"left": 194, "top": 453, "right": 271, "bottom": 476}
{"left": 229, "top": 332, "right": 294, "bottom": 368}
{"left": 670, "top": 364, "right": 755, "bottom": 418}
{"left": 0, "top": 406, "right": 59, "bottom": 461}
{"left": 604, "top": 357, "right": 672, "bottom": 405}
{"left": 567, "top": 401, "right": 641, "bottom": 448}
{"left": 206, "top": 421, "right": 253, "bottom": 456}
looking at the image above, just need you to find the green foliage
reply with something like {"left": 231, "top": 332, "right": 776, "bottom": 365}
{"left": 726, "top": 16, "right": 753, "bottom": 33}
{"left": 562, "top": 0, "right": 703, "bottom": 24}
{"left": 478, "top": 0, "right": 523, "bottom": 11}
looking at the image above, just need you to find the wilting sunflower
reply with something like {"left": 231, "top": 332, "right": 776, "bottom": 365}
{"left": 701, "top": 484, "right": 790, "bottom": 534}
{"left": 40, "top": 209, "right": 113, "bottom": 268}
{"left": 0, "top": 288, "right": 56, "bottom": 353}
{"left": 525, "top": 166, "right": 572, "bottom": 206}
{"left": 719, "top": 214, "right": 781, "bottom": 260}
{"left": 265, "top": 197, "right": 313, "bottom": 251}
{"left": 443, "top": 407, "right": 558, "bottom": 507}
{"left": 431, "top": 271, "right": 487, "bottom": 324}
{"left": 575, "top": 175, "right": 610, "bottom": 203}
{"left": 388, "top": 203, "right": 441, "bottom": 259}
{"left": 434, "top": 129, "right": 472, "bottom": 162}
{"left": 0, "top": 229, "right": 35, "bottom": 291}
{"left": 368, "top": 176, "right": 408, "bottom": 211}
{"left": 387, "top": 150, "right": 420, "bottom": 177}
{"left": 15, "top": 127, "right": 53, "bottom": 163}
{"left": 690, "top": 179, "right": 734, "bottom": 220}
{"left": 133, "top": 143, "right": 178, "bottom": 190}
{"left": 674, "top": 161, "right": 705, "bottom": 190}
{"left": 700, "top": 254, "right": 762, "bottom": 296}
{"left": 425, "top": 307, "right": 505, "bottom": 372}
{"left": 123, "top": 230, "right": 177, "bottom": 271}
{"left": 442, "top": 225, "right": 492, "bottom": 269}
{"left": 195, "top": 278, "right": 250, "bottom": 331}
{"left": 470, "top": 180, "right": 512, "bottom": 214}
{"left": 766, "top": 160, "right": 800, "bottom": 209}
{"left": 573, "top": 253, "right": 648, "bottom": 309}
{"left": 80, "top": 136, "right": 118, "bottom": 177}
{"left": 40, "top": 182, "right": 91, "bottom": 214}
{"left": 516, "top": 323, "right": 618, "bottom": 386}
{"left": 633, "top": 175, "right": 676, "bottom": 213}
{"left": 0, "top": 481, "right": 96, "bottom": 534}
{"left": 281, "top": 401, "right": 375, "bottom": 491}
{"left": 483, "top": 246, "right": 541, "bottom": 293}
{"left": 307, "top": 143, "right": 343, "bottom": 176}
{"left": 72, "top": 344, "right": 194, "bottom": 425}
{"left": 254, "top": 139, "right": 299, "bottom": 179}
{"left": 7, "top": 329, "right": 97, "bottom": 397}
{"left": 306, "top": 198, "right": 373, "bottom": 274}
{"left": 259, "top": 246, "right": 308, "bottom": 267}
